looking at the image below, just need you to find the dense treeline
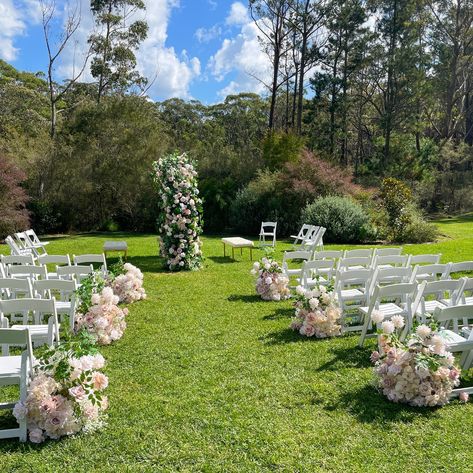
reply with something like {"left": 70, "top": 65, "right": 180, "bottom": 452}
{"left": 1, "top": 0, "right": 473, "bottom": 240}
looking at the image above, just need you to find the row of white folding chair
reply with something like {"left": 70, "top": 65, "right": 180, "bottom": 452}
{"left": 0, "top": 278, "right": 77, "bottom": 330}
{"left": 0, "top": 298, "right": 59, "bottom": 348}
{"left": 0, "top": 263, "right": 94, "bottom": 283}
{"left": 0, "top": 327, "right": 33, "bottom": 441}
{"left": 4, "top": 236, "right": 34, "bottom": 257}
{"left": 1, "top": 253, "right": 107, "bottom": 272}
{"left": 291, "top": 224, "right": 316, "bottom": 247}
{"left": 300, "top": 227, "right": 326, "bottom": 252}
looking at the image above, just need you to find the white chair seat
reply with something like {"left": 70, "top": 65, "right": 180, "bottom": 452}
{"left": 340, "top": 288, "right": 365, "bottom": 300}
{"left": 11, "top": 324, "right": 57, "bottom": 346}
{"left": 0, "top": 356, "right": 22, "bottom": 381}
{"left": 417, "top": 300, "right": 447, "bottom": 315}
{"left": 438, "top": 329, "right": 466, "bottom": 344}
{"left": 55, "top": 301, "right": 71, "bottom": 312}
{"left": 359, "top": 302, "right": 405, "bottom": 317}
{"left": 301, "top": 277, "right": 329, "bottom": 286}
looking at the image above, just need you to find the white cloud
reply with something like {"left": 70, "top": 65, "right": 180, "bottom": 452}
{"left": 209, "top": 18, "right": 271, "bottom": 99}
{"left": 54, "top": 0, "right": 200, "bottom": 99}
{"left": 225, "top": 2, "right": 249, "bottom": 26}
{"left": 0, "top": 0, "right": 26, "bottom": 61}
{"left": 195, "top": 25, "right": 222, "bottom": 43}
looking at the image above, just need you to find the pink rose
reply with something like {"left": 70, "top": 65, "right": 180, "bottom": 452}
{"left": 459, "top": 392, "right": 469, "bottom": 403}
{"left": 92, "top": 372, "right": 109, "bottom": 391}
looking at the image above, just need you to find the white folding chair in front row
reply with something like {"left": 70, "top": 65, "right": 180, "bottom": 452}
{"left": 0, "top": 327, "right": 33, "bottom": 442}
{"left": 0, "top": 298, "right": 59, "bottom": 347}
{"left": 282, "top": 251, "right": 312, "bottom": 287}
{"left": 259, "top": 222, "right": 277, "bottom": 248}
{"left": 358, "top": 281, "right": 425, "bottom": 347}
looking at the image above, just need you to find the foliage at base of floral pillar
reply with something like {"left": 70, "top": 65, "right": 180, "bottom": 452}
{"left": 152, "top": 152, "right": 203, "bottom": 271}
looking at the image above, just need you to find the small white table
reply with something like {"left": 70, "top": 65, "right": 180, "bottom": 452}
{"left": 222, "top": 237, "right": 254, "bottom": 260}
{"left": 103, "top": 241, "right": 128, "bottom": 260}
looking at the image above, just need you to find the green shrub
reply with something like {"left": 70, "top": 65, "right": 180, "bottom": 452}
{"left": 301, "top": 196, "right": 371, "bottom": 243}
{"left": 390, "top": 206, "right": 438, "bottom": 243}
{"left": 262, "top": 131, "right": 304, "bottom": 170}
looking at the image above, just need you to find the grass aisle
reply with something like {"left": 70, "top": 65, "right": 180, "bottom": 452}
{"left": 1, "top": 217, "right": 473, "bottom": 472}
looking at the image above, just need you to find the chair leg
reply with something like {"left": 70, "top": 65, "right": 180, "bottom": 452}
{"left": 358, "top": 315, "right": 369, "bottom": 347}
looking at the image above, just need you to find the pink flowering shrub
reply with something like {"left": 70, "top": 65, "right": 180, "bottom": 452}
{"left": 75, "top": 287, "right": 128, "bottom": 345}
{"left": 290, "top": 285, "right": 342, "bottom": 338}
{"left": 14, "top": 341, "right": 108, "bottom": 443}
{"left": 371, "top": 315, "right": 461, "bottom": 407}
{"left": 111, "top": 262, "right": 146, "bottom": 303}
{"left": 251, "top": 257, "right": 290, "bottom": 301}
{"left": 153, "top": 152, "right": 203, "bottom": 271}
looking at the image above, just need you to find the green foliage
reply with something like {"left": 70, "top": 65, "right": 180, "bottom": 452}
{"left": 262, "top": 131, "right": 304, "bottom": 169}
{"left": 301, "top": 195, "right": 371, "bottom": 243}
{"left": 75, "top": 271, "right": 106, "bottom": 314}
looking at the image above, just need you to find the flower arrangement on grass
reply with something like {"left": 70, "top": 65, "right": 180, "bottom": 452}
{"left": 110, "top": 260, "right": 146, "bottom": 303}
{"left": 75, "top": 286, "right": 128, "bottom": 345}
{"left": 290, "top": 285, "right": 342, "bottom": 338}
{"left": 251, "top": 256, "right": 290, "bottom": 301}
{"left": 153, "top": 152, "right": 203, "bottom": 271}
{"left": 14, "top": 334, "right": 108, "bottom": 443}
{"left": 370, "top": 313, "right": 464, "bottom": 406}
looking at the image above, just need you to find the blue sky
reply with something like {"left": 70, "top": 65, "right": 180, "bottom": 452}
{"left": 0, "top": 0, "right": 270, "bottom": 103}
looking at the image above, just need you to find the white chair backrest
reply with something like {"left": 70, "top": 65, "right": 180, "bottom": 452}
{"left": 338, "top": 256, "right": 372, "bottom": 270}
{"left": 294, "top": 224, "right": 314, "bottom": 240}
{"left": 343, "top": 249, "right": 373, "bottom": 258}
{"left": 369, "top": 266, "right": 413, "bottom": 297}
{"left": 5, "top": 236, "right": 28, "bottom": 256}
{"left": 301, "top": 259, "right": 335, "bottom": 286}
{"left": 283, "top": 251, "right": 311, "bottom": 264}
{"left": 313, "top": 250, "right": 343, "bottom": 260}
{"left": 0, "top": 297, "right": 57, "bottom": 326}
{"left": 418, "top": 279, "right": 466, "bottom": 316}
{"left": 38, "top": 254, "right": 71, "bottom": 266}
{"left": 410, "top": 263, "right": 451, "bottom": 282}
{"left": 447, "top": 261, "right": 473, "bottom": 276}
{"left": 8, "top": 265, "right": 48, "bottom": 280}
{"left": 0, "top": 278, "right": 33, "bottom": 300}
{"left": 33, "top": 279, "right": 77, "bottom": 302}
{"left": 434, "top": 304, "right": 473, "bottom": 334}
{"left": 73, "top": 254, "right": 107, "bottom": 272}
{"left": 0, "top": 327, "right": 33, "bottom": 367}
{"left": 335, "top": 268, "right": 373, "bottom": 292}
{"left": 408, "top": 254, "right": 441, "bottom": 265}
{"left": 372, "top": 254, "right": 409, "bottom": 268}
{"left": 57, "top": 264, "right": 93, "bottom": 282}
{"left": 25, "top": 229, "right": 41, "bottom": 245}
{"left": 260, "top": 222, "right": 277, "bottom": 232}
{"left": 1, "top": 254, "right": 35, "bottom": 266}
{"left": 374, "top": 247, "right": 403, "bottom": 256}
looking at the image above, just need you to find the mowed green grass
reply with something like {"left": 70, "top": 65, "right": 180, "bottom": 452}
{"left": 0, "top": 218, "right": 473, "bottom": 472}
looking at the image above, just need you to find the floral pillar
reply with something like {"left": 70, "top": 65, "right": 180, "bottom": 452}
{"left": 153, "top": 152, "right": 203, "bottom": 271}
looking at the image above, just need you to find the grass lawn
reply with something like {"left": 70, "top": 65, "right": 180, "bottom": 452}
{"left": 1, "top": 217, "right": 473, "bottom": 472}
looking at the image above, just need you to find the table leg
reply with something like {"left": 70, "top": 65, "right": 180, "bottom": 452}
{"left": 250, "top": 248, "right": 253, "bottom": 261}
{"left": 240, "top": 247, "right": 243, "bottom": 255}
{"left": 223, "top": 243, "right": 226, "bottom": 257}
{"left": 124, "top": 250, "right": 128, "bottom": 261}
{"left": 232, "top": 247, "right": 234, "bottom": 259}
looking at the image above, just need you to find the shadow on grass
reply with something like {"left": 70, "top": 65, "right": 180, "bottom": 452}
{"left": 316, "top": 343, "right": 372, "bottom": 371}
{"left": 321, "top": 384, "right": 439, "bottom": 424}
{"left": 208, "top": 256, "right": 237, "bottom": 264}
{"left": 107, "top": 255, "right": 168, "bottom": 275}
{"left": 262, "top": 307, "right": 294, "bottom": 320}
{"left": 260, "top": 327, "right": 312, "bottom": 345}
{"left": 227, "top": 294, "right": 261, "bottom": 303}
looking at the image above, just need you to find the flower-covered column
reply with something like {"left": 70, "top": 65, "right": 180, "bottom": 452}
{"left": 153, "top": 152, "right": 203, "bottom": 271}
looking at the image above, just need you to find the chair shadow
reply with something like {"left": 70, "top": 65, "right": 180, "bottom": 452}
{"left": 315, "top": 343, "right": 373, "bottom": 371}
{"left": 262, "top": 307, "right": 294, "bottom": 320}
{"left": 260, "top": 327, "right": 313, "bottom": 345}
{"left": 319, "top": 384, "right": 440, "bottom": 424}
{"left": 227, "top": 294, "right": 261, "bottom": 303}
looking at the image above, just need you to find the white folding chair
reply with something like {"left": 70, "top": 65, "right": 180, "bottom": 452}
{"left": 259, "top": 222, "right": 277, "bottom": 248}
{"left": 0, "top": 327, "right": 33, "bottom": 442}
{"left": 0, "top": 278, "right": 34, "bottom": 300}
{"left": 359, "top": 282, "right": 424, "bottom": 346}
{"left": 290, "top": 224, "right": 316, "bottom": 248}
{"left": 57, "top": 264, "right": 94, "bottom": 283}
{"left": 313, "top": 250, "right": 343, "bottom": 260}
{"left": 367, "top": 266, "right": 413, "bottom": 297}
{"left": 415, "top": 278, "right": 466, "bottom": 322}
{"left": 407, "top": 254, "right": 441, "bottom": 265}
{"left": 371, "top": 254, "right": 410, "bottom": 269}
{"left": 16, "top": 231, "right": 48, "bottom": 257}
{"left": 1, "top": 254, "right": 35, "bottom": 267}
{"left": 25, "top": 229, "right": 49, "bottom": 248}
{"left": 373, "top": 247, "right": 403, "bottom": 257}
{"left": 37, "top": 254, "right": 71, "bottom": 279}
{"left": 445, "top": 261, "right": 473, "bottom": 278}
{"left": 410, "top": 263, "right": 451, "bottom": 283}
{"left": 338, "top": 256, "right": 372, "bottom": 271}
{"left": 434, "top": 305, "right": 473, "bottom": 372}
{"left": 301, "top": 227, "right": 326, "bottom": 254}
{"left": 335, "top": 268, "right": 374, "bottom": 332}
{"left": 343, "top": 249, "right": 373, "bottom": 258}
{"left": 300, "top": 259, "right": 335, "bottom": 288}
{"left": 0, "top": 298, "right": 59, "bottom": 347}
{"left": 34, "top": 279, "right": 77, "bottom": 331}
{"left": 456, "top": 278, "right": 473, "bottom": 306}
{"left": 5, "top": 236, "right": 33, "bottom": 257}
{"left": 8, "top": 265, "right": 48, "bottom": 281}
{"left": 282, "top": 251, "right": 312, "bottom": 287}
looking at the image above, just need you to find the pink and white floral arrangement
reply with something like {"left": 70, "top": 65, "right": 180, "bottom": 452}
{"left": 251, "top": 257, "right": 290, "bottom": 301}
{"left": 290, "top": 285, "right": 342, "bottom": 338}
{"left": 153, "top": 152, "right": 203, "bottom": 271}
{"left": 111, "top": 262, "right": 146, "bottom": 304}
{"left": 75, "top": 287, "right": 128, "bottom": 345}
{"left": 370, "top": 313, "right": 466, "bottom": 406}
{"left": 14, "top": 342, "right": 108, "bottom": 443}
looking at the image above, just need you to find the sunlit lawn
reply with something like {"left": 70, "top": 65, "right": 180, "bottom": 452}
{"left": 0, "top": 217, "right": 472, "bottom": 472}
